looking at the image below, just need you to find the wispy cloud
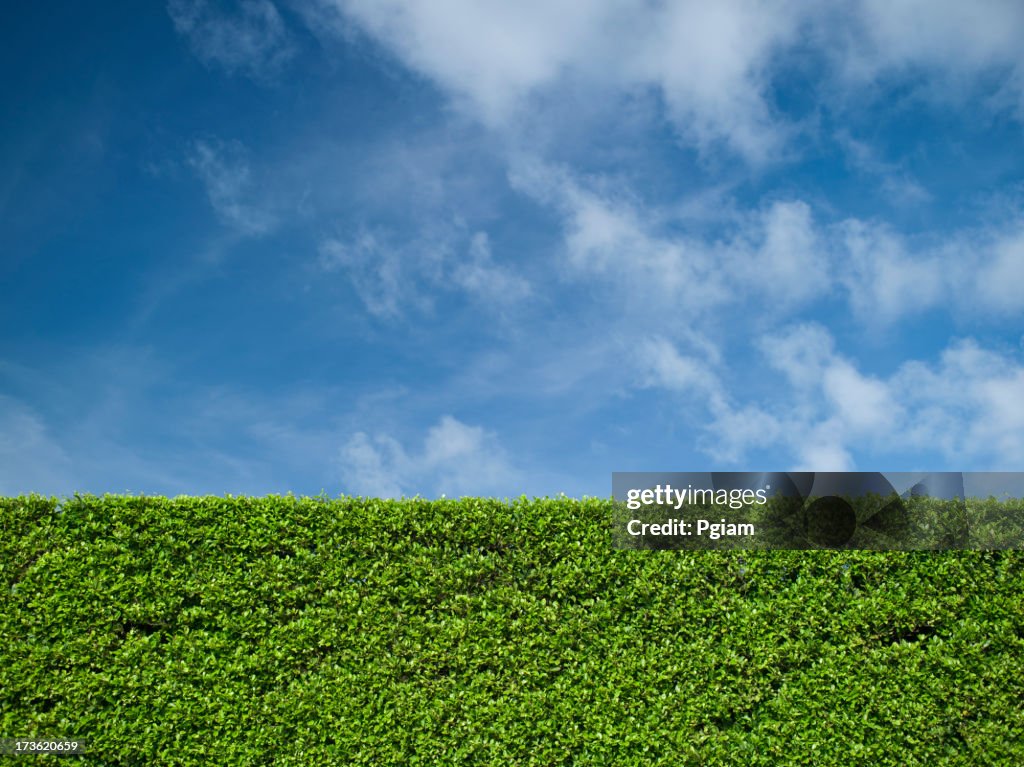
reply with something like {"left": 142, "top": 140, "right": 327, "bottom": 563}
{"left": 738, "top": 200, "right": 828, "bottom": 309}
{"left": 186, "top": 137, "right": 275, "bottom": 235}
{"left": 318, "top": 231, "right": 420, "bottom": 320}
{"left": 835, "top": 217, "right": 1024, "bottom": 322}
{"left": 318, "top": 225, "right": 531, "bottom": 321}
{"left": 973, "top": 227, "right": 1024, "bottom": 313}
{"left": 310, "top": 1, "right": 1024, "bottom": 165}
{"left": 633, "top": 336, "right": 725, "bottom": 409}
{"left": 0, "top": 395, "right": 78, "bottom": 496}
{"left": 451, "top": 232, "right": 531, "bottom": 308}
{"left": 688, "top": 325, "right": 1024, "bottom": 470}
{"left": 311, "top": 0, "right": 810, "bottom": 163}
{"left": 514, "top": 157, "right": 1024, "bottom": 329}
{"left": 835, "top": 131, "right": 932, "bottom": 207}
{"left": 834, "top": 0, "right": 1024, "bottom": 109}
{"left": 510, "top": 160, "right": 836, "bottom": 322}
{"left": 338, "top": 415, "right": 521, "bottom": 498}
{"left": 836, "top": 218, "right": 947, "bottom": 322}
{"left": 168, "top": 0, "right": 294, "bottom": 80}
{"left": 0, "top": 350, "right": 357, "bottom": 497}
{"left": 508, "top": 160, "right": 729, "bottom": 314}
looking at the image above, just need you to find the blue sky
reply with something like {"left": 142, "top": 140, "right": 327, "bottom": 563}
{"left": 3, "top": 1, "right": 1024, "bottom": 498}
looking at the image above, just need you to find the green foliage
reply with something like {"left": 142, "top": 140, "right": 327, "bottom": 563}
{"left": 2, "top": 494, "right": 1023, "bottom": 765}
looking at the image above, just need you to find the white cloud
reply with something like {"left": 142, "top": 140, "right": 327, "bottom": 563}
{"left": 451, "top": 232, "right": 531, "bottom": 306}
{"left": 319, "top": 226, "right": 529, "bottom": 320}
{"left": 421, "top": 416, "right": 521, "bottom": 495}
{"left": 186, "top": 137, "right": 274, "bottom": 235}
{"left": 633, "top": 336, "right": 725, "bottom": 410}
{"left": 337, "top": 432, "right": 405, "bottom": 498}
{"left": 832, "top": 218, "right": 1024, "bottom": 323}
{"left": 836, "top": 131, "right": 932, "bottom": 207}
{"left": 0, "top": 364, "right": 283, "bottom": 497}
{"left": 338, "top": 415, "right": 520, "bottom": 497}
{"left": 822, "top": 360, "right": 901, "bottom": 435}
{"left": 840, "top": 0, "right": 1024, "bottom": 101}
{"left": 508, "top": 161, "right": 730, "bottom": 313}
{"left": 511, "top": 161, "right": 852, "bottom": 323}
{"left": 0, "top": 396, "right": 77, "bottom": 496}
{"left": 837, "top": 219, "right": 946, "bottom": 322}
{"left": 325, "top": 0, "right": 602, "bottom": 123}
{"left": 744, "top": 200, "right": 828, "bottom": 307}
{"left": 307, "top": 1, "right": 1024, "bottom": 167}
{"left": 632, "top": 0, "right": 806, "bottom": 161}
{"left": 753, "top": 323, "right": 906, "bottom": 463}
{"left": 512, "top": 158, "right": 1024, "bottom": 339}
{"left": 318, "top": 231, "right": 418, "bottom": 319}
{"left": 691, "top": 325, "right": 1024, "bottom": 469}
{"left": 891, "top": 339, "right": 1024, "bottom": 464}
{"left": 973, "top": 228, "right": 1024, "bottom": 313}
{"left": 700, "top": 403, "right": 784, "bottom": 465}
{"left": 759, "top": 323, "right": 835, "bottom": 389}
{"left": 314, "top": 0, "right": 811, "bottom": 163}
{"left": 168, "top": 0, "right": 294, "bottom": 79}
{"left": 629, "top": 329, "right": 870, "bottom": 471}
{"left": 561, "top": 193, "right": 716, "bottom": 304}
{"left": 790, "top": 419, "right": 855, "bottom": 472}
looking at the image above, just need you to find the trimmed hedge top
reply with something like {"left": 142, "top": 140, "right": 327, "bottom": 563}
{"left": 2, "top": 494, "right": 1023, "bottom": 765}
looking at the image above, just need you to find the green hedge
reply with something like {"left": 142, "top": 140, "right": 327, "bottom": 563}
{"left": 2, "top": 494, "right": 1022, "bottom": 765}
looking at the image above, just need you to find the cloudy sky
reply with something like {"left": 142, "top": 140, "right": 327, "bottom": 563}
{"left": 3, "top": 1, "right": 1024, "bottom": 498}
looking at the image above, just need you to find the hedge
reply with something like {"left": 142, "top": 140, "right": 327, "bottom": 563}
{"left": 2, "top": 494, "right": 1022, "bottom": 765}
